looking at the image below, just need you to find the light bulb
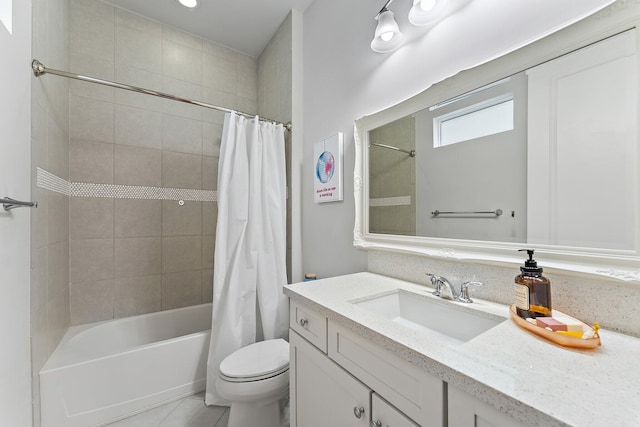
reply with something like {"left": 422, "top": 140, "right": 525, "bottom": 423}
{"left": 419, "top": 0, "right": 436, "bottom": 12}
{"left": 408, "top": 0, "right": 444, "bottom": 26}
{"left": 380, "top": 32, "right": 394, "bottom": 42}
{"left": 178, "top": 0, "right": 198, "bottom": 8}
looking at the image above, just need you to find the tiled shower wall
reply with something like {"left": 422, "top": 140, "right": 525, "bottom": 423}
{"left": 31, "top": 0, "right": 70, "bottom": 424}
{"left": 258, "top": 13, "right": 293, "bottom": 281}
{"left": 368, "top": 116, "right": 416, "bottom": 236}
{"left": 67, "top": 0, "right": 258, "bottom": 325}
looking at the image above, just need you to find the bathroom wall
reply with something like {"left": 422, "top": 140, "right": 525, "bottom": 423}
{"left": 31, "top": 0, "right": 70, "bottom": 424}
{"left": 300, "top": 0, "right": 639, "bottom": 330}
{"left": 258, "top": 12, "right": 293, "bottom": 281}
{"left": 66, "top": 0, "right": 258, "bottom": 325}
{"left": 302, "top": 0, "right": 614, "bottom": 278}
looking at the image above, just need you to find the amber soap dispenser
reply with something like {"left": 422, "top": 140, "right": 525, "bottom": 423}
{"left": 514, "top": 249, "right": 552, "bottom": 319}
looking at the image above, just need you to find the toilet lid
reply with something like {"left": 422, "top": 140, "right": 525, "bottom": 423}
{"left": 220, "top": 339, "right": 289, "bottom": 380}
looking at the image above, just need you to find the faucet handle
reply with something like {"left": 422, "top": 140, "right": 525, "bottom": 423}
{"left": 457, "top": 281, "right": 484, "bottom": 303}
{"left": 426, "top": 273, "right": 443, "bottom": 296}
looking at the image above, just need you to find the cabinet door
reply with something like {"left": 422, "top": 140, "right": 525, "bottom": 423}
{"left": 290, "top": 330, "right": 370, "bottom": 427}
{"left": 371, "top": 394, "right": 419, "bottom": 427}
{"left": 448, "top": 385, "right": 526, "bottom": 427}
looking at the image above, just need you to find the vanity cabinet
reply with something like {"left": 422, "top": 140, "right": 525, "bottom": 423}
{"left": 289, "top": 301, "right": 444, "bottom": 427}
{"left": 290, "top": 331, "right": 419, "bottom": 427}
{"left": 448, "top": 385, "right": 526, "bottom": 427}
{"left": 290, "top": 330, "right": 370, "bottom": 426}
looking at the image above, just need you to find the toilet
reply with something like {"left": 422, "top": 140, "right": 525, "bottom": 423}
{"left": 216, "top": 338, "right": 290, "bottom": 427}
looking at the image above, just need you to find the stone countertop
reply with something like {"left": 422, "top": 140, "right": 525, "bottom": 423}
{"left": 284, "top": 272, "right": 640, "bottom": 427}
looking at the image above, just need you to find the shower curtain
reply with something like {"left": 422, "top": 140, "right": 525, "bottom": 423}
{"left": 205, "top": 112, "right": 289, "bottom": 406}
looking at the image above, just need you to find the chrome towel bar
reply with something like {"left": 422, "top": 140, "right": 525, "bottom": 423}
{"left": 431, "top": 209, "right": 503, "bottom": 217}
{"left": 2, "top": 197, "right": 38, "bottom": 211}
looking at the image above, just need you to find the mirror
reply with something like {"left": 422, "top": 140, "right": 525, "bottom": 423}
{"left": 354, "top": 3, "right": 640, "bottom": 281}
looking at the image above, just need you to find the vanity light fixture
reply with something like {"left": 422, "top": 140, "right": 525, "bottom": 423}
{"left": 177, "top": 0, "right": 198, "bottom": 8}
{"left": 371, "top": 0, "right": 403, "bottom": 53}
{"left": 372, "top": 0, "right": 465, "bottom": 53}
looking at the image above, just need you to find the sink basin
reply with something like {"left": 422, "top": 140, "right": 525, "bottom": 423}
{"left": 353, "top": 290, "right": 505, "bottom": 344}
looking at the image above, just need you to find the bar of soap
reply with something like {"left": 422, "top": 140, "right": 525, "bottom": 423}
{"left": 552, "top": 314, "right": 584, "bottom": 333}
{"left": 535, "top": 317, "right": 567, "bottom": 331}
{"left": 556, "top": 330, "right": 584, "bottom": 338}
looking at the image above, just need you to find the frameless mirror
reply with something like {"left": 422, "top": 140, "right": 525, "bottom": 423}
{"left": 354, "top": 3, "right": 640, "bottom": 281}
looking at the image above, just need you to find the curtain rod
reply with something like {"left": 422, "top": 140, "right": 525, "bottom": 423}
{"left": 31, "top": 59, "right": 292, "bottom": 132}
{"left": 370, "top": 142, "right": 416, "bottom": 157}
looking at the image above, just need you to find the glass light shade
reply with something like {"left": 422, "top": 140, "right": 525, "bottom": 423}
{"left": 408, "top": 0, "right": 445, "bottom": 26}
{"left": 371, "top": 10, "right": 403, "bottom": 53}
{"left": 178, "top": 0, "right": 198, "bottom": 8}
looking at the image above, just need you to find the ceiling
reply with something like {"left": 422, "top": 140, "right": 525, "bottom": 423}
{"left": 102, "top": 0, "right": 314, "bottom": 57}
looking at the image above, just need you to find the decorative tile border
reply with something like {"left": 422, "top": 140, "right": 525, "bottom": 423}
{"left": 37, "top": 167, "right": 71, "bottom": 196}
{"left": 369, "top": 196, "right": 412, "bottom": 207}
{"left": 37, "top": 168, "right": 217, "bottom": 202}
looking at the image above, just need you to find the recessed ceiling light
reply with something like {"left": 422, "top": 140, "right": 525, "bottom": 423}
{"left": 177, "top": 0, "right": 198, "bottom": 8}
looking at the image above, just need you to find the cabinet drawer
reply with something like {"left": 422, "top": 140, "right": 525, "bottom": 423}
{"left": 329, "top": 322, "right": 443, "bottom": 427}
{"left": 290, "top": 301, "right": 327, "bottom": 352}
{"left": 448, "top": 385, "right": 526, "bottom": 427}
{"left": 372, "top": 394, "right": 419, "bottom": 427}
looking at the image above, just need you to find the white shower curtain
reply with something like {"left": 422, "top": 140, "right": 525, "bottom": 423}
{"left": 205, "top": 112, "right": 289, "bottom": 406}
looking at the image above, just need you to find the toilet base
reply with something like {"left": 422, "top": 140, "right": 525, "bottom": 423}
{"left": 227, "top": 398, "right": 288, "bottom": 427}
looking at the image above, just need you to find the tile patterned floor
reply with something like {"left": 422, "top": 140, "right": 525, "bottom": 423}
{"left": 105, "top": 393, "right": 228, "bottom": 427}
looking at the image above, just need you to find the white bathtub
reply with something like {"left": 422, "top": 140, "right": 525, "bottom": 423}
{"left": 40, "top": 303, "right": 212, "bottom": 427}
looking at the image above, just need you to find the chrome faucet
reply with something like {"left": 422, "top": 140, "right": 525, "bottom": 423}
{"left": 426, "top": 274, "right": 484, "bottom": 303}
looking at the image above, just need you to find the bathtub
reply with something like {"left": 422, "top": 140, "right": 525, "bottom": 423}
{"left": 40, "top": 303, "right": 212, "bottom": 427}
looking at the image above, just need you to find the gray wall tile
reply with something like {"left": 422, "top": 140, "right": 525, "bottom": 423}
{"left": 66, "top": 0, "right": 261, "bottom": 323}
{"left": 115, "top": 104, "right": 162, "bottom": 149}
{"left": 70, "top": 280, "right": 115, "bottom": 325}
{"left": 114, "top": 237, "right": 162, "bottom": 278}
{"left": 70, "top": 139, "right": 114, "bottom": 184}
{"left": 114, "top": 145, "right": 162, "bottom": 186}
{"left": 70, "top": 95, "right": 114, "bottom": 143}
{"left": 162, "top": 201, "right": 202, "bottom": 236}
{"left": 163, "top": 40, "right": 202, "bottom": 85}
{"left": 114, "top": 275, "right": 162, "bottom": 318}
{"left": 162, "top": 151, "right": 202, "bottom": 189}
{"left": 70, "top": 239, "right": 114, "bottom": 283}
{"left": 70, "top": 197, "right": 114, "bottom": 240}
{"left": 162, "top": 236, "right": 202, "bottom": 273}
{"left": 162, "top": 270, "right": 202, "bottom": 310}
{"left": 201, "top": 270, "right": 214, "bottom": 303}
{"left": 115, "top": 25, "right": 162, "bottom": 73}
{"left": 162, "top": 114, "right": 203, "bottom": 155}
{"left": 115, "top": 199, "right": 162, "bottom": 238}
{"left": 202, "top": 156, "right": 218, "bottom": 191}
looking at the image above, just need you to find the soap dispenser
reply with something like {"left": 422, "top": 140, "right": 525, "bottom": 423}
{"left": 514, "top": 249, "right": 552, "bottom": 319}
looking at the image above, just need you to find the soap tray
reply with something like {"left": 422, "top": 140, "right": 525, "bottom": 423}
{"left": 509, "top": 304, "right": 601, "bottom": 349}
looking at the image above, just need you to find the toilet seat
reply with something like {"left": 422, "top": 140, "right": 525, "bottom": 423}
{"left": 219, "top": 338, "right": 289, "bottom": 383}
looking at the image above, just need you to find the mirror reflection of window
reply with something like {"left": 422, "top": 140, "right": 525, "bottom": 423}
{"left": 414, "top": 73, "right": 528, "bottom": 242}
{"left": 434, "top": 95, "right": 514, "bottom": 148}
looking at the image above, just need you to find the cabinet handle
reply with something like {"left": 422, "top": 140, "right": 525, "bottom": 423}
{"left": 299, "top": 318, "right": 308, "bottom": 327}
{"left": 370, "top": 420, "right": 382, "bottom": 427}
{"left": 353, "top": 406, "right": 365, "bottom": 419}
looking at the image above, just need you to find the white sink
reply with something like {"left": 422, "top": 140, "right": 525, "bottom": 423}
{"left": 353, "top": 290, "right": 505, "bottom": 344}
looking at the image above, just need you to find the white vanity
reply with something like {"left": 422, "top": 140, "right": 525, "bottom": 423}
{"left": 285, "top": 273, "right": 640, "bottom": 427}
